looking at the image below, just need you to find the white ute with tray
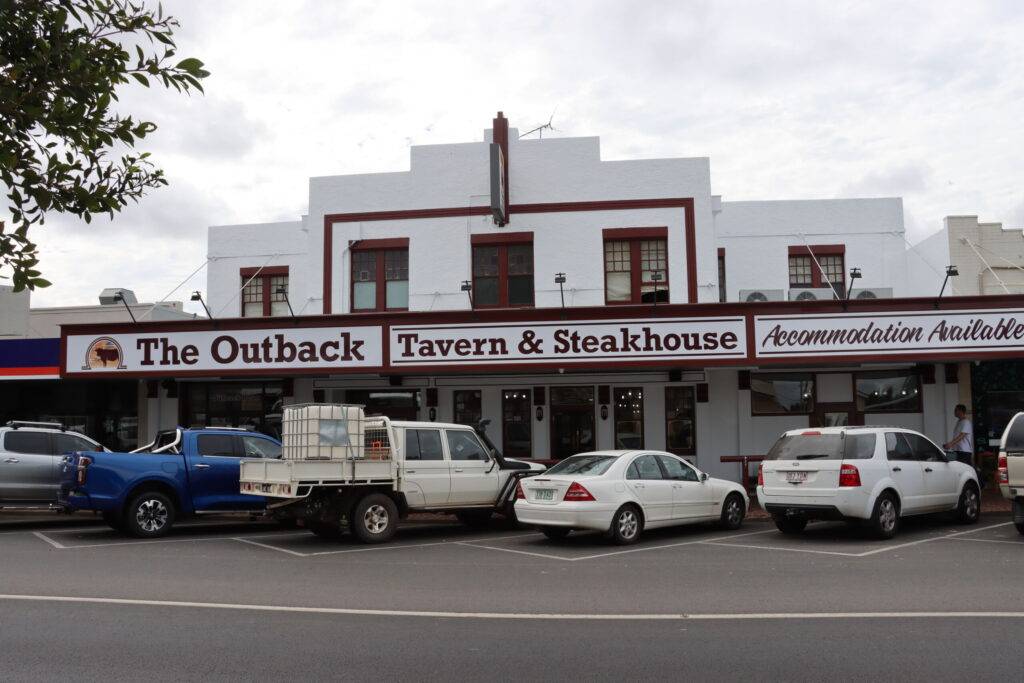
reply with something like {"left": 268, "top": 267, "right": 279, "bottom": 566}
{"left": 239, "top": 404, "right": 545, "bottom": 543}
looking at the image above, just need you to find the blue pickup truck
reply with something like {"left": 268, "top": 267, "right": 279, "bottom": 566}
{"left": 59, "top": 427, "right": 282, "bottom": 538}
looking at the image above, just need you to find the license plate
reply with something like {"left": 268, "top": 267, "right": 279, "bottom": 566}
{"left": 785, "top": 471, "right": 808, "bottom": 483}
{"left": 534, "top": 489, "right": 555, "bottom": 501}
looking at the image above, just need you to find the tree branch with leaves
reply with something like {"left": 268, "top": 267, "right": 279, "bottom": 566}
{"left": 0, "top": 0, "right": 208, "bottom": 290}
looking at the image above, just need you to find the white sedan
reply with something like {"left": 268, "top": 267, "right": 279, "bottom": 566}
{"left": 515, "top": 450, "right": 749, "bottom": 544}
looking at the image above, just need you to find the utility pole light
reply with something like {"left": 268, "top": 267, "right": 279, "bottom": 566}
{"left": 113, "top": 292, "right": 136, "bottom": 323}
{"left": 460, "top": 280, "right": 473, "bottom": 308}
{"left": 190, "top": 290, "right": 213, "bottom": 319}
{"left": 554, "top": 272, "right": 567, "bottom": 309}
{"left": 936, "top": 265, "right": 959, "bottom": 308}
{"left": 275, "top": 286, "right": 295, "bottom": 318}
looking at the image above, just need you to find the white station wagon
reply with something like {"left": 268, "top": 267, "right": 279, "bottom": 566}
{"left": 757, "top": 427, "right": 980, "bottom": 539}
{"left": 515, "top": 450, "right": 749, "bottom": 544}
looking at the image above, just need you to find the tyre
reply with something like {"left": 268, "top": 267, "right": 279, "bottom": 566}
{"left": 308, "top": 521, "right": 343, "bottom": 540}
{"left": 455, "top": 510, "right": 493, "bottom": 529}
{"left": 868, "top": 492, "right": 899, "bottom": 540}
{"left": 350, "top": 493, "right": 399, "bottom": 544}
{"left": 124, "top": 491, "right": 176, "bottom": 538}
{"left": 1016, "top": 522, "right": 1024, "bottom": 536}
{"left": 540, "top": 526, "right": 571, "bottom": 541}
{"left": 773, "top": 515, "right": 807, "bottom": 535}
{"left": 606, "top": 505, "right": 643, "bottom": 545}
{"left": 720, "top": 493, "right": 746, "bottom": 530}
{"left": 955, "top": 484, "right": 980, "bottom": 525}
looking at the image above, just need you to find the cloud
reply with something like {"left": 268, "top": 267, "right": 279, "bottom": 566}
{"left": 840, "top": 164, "right": 932, "bottom": 199}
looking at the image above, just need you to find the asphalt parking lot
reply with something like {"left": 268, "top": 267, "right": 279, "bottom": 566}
{"left": 2, "top": 511, "right": 1022, "bottom": 680}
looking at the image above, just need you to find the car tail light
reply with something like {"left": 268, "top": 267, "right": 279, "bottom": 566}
{"left": 515, "top": 480, "right": 526, "bottom": 499}
{"left": 998, "top": 455, "right": 1009, "bottom": 485}
{"left": 563, "top": 482, "right": 595, "bottom": 502}
{"left": 757, "top": 463, "right": 764, "bottom": 487}
{"left": 839, "top": 463, "right": 861, "bottom": 487}
{"left": 76, "top": 456, "right": 93, "bottom": 486}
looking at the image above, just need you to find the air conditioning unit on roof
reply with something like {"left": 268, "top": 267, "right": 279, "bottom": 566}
{"left": 788, "top": 287, "right": 838, "bottom": 301}
{"left": 852, "top": 287, "right": 893, "bottom": 300}
{"left": 739, "top": 289, "right": 784, "bottom": 303}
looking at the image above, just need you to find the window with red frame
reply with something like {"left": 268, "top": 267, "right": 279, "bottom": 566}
{"left": 240, "top": 267, "right": 289, "bottom": 317}
{"left": 604, "top": 238, "right": 668, "bottom": 304}
{"left": 351, "top": 248, "right": 408, "bottom": 311}
{"left": 472, "top": 243, "right": 534, "bottom": 307}
{"left": 788, "top": 247, "right": 845, "bottom": 291}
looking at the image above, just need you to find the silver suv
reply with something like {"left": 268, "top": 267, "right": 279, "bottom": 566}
{"left": 0, "top": 422, "right": 106, "bottom": 508}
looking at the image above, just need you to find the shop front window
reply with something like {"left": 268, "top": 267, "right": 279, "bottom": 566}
{"left": 502, "top": 389, "right": 532, "bottom": 459}
{"left": 550, "top": 386, "right": 595, "bottom": 460}
{"left": 751, "top": 373, "right": 814, "bottom": 415}
{"left": 856, "top": 371, "right": 921, "bottom": 413}
{"left": 183, "top": 381, "right": 283, "bottom": 439}
{"left": 614, "top": 387, "right": 644, "bottom": 449}
{"left": 344, "top": 389, "right": 420, "bottom": 421}
{"left": 665, "top": 386, "right": 696, "bottom": 455}
{"left": 453, "top": 390, "right": 482, "bottom": 426}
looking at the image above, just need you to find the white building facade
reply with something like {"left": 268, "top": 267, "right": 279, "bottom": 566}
{"left": 58, "top": 114, "right": 1024, "bottom": 482}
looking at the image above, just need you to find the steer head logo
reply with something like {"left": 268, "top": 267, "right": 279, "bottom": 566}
{"left": 82, "top": 337, "right": 126, "bottom": 370}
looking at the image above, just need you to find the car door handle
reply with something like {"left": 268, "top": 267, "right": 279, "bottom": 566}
{"left": 194, "top": 463, "right": 211, "bottom": 469}
{"left": 925, "top": 467, "right": 933, "bottom": 473}
{"left": 405, "top": 470, "right": 416, "bottom": 474}
{"left": 4, "top": 457, "right": 19, "bottom": 463}
{"left": 454, "top": 468, "right": 464, "bottom": 473}
{"left": 633, "top": 483, "right": 645, "bottom": 488}
{"left": 892, "top": 467, "right": 902, "bottom": 472}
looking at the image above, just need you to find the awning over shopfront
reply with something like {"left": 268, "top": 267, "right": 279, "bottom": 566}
{"left": 59, "top": 294, "right": 1024, "bottom": 378}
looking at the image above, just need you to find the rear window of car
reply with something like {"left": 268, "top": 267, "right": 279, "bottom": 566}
{"left": 767, "top": 432, "right": 876, "bottom": 461}
{"left": 1004, "top": 414, "right": 1024, "bottom": 452}
{"left": 545, "top": 455, "right": 617, "bottom": 475}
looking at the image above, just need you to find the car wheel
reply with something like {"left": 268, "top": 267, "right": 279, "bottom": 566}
{"left": 606, "top": 505, "right": 643, "bottom": 545}
{"left": 308, "top": 521, "right": 343, "bottom": 540}
{"left": 719, "top": 493, "right": 746, "bottom": 530}
{"left": 772, "top": 515, "right": 807, "bottom": 535}
{"left": 868, "top": 492, "right": 899, "bottom": 540}
{"left": 455, "top": 510, "right": 493, "bottom": 529}
{"left": 124, "top": 491, "right": 175, "bottom": 538}
{"left": 955, "top": 484, "right": 980, "bottom": 524}
{"left": 540, "top": 526, "right": 571, "bottom": 541}
{"left": 350, "top": 493, "right": 399, "bottom": 544}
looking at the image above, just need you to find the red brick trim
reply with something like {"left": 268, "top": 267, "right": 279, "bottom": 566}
{"left": 240, "top": 265, "right": 289, "bottom": 277}
{"left": 789, "top": 244, "right": 846, "bottom": 256}
{"left": 471, "top": 231, "right": 534, "bottom": 245}
{"left": 350, "top": 237, "right": 410, "bottom": 250}
{"left": 602, "top": 227, "right": 668, "bottom": 240}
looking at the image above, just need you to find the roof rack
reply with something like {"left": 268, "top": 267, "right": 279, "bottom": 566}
{"left": 190, "top": 426, "right": 256, "bottom": 432}
{"left": 6, "top": 420, "right": 65, "bottom": 431}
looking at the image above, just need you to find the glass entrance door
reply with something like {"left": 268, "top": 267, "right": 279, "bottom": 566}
{"left": 812, "top": 402, "right": 861, "bottom": 428}
{"left": 549, "top": 386, "right": 595, "bottom": 460}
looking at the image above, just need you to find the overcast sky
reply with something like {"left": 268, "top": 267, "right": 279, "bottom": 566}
{"left": 26, "top": 0, "right": 1024, "bottom": 313}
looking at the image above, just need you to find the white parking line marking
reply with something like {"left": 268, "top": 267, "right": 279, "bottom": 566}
{"left": 235, "top": 531, "right": 541, "bottom": 558}
{"left": 32, "top": 532, "right": 66, "bottom": 549}
{"left": 455, "top": 541, "right": 572, "bottom": 562}
{"left": 944, "top": 536, "right": 1024, "bottom": 546}
{"left": 568, "top": 528, "right": 777, "bottom": 561}
{"left": 234, "top": 537, "right": 310, "bottom": 557}
{"left": 854, "top": 522, "right": 1016, "bottom": 557}
{"left": 699, "top": 540, "right": 860, "bottom": 557}
{"left": 2, "top": 594, "right": 1024, "bottom": 621}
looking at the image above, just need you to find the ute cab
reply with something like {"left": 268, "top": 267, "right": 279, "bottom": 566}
{"left": 996, "top": 412, "right": 1024, "bottom": 535}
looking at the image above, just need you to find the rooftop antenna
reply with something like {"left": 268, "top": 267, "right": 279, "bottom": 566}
{"left": 519, "top": 107, "right": 558, "bottom": 139}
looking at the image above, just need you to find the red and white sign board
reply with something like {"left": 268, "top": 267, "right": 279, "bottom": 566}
{"left": 755, "top": 308, "right": 1024, "bottom": 359}
{"left": 389, "top": 317, "right": 747, "bottom": 368}
{"left": 64, "top": 326, "right": 384, "bottom": 377}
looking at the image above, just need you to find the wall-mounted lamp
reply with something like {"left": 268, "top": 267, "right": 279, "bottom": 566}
{"left": 651, "top": 271, "right": 664, "bottom": 305}
{"left": 275, "top": 286, "right": 295, "bottom": 318}
{"left": 554, "top": 272, "right": 567, "bottom": 309}
{"left": 113, "top": 292, "right": 136, "bottom": 323}
{"left": 190, "top": 290, "right": 213, "bottom": 319}
{"left": 600, "top": 404, "right": 609, "bottom": 421}
{"left": 460, "top": 280, "right": 473, "bottom": 308}
{"left": 843, "top": 267, "right": 862, "bottom": 309}
{"left": 535, "top": 406, "right": 544, "bottom": 422}
{"left": 428, "top": 407, "right": 437, "bottom": 422}
{"left": 935, "top": 265, "right": 959, "bottom": 308}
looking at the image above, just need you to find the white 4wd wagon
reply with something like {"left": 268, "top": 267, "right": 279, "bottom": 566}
{"left": 757, "top": 427, "right": 980, "bottom": 539}
{"left": 996, "top": 412, "right": 1024, "bottom": 536}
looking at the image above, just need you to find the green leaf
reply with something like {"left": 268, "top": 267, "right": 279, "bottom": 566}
{"left": 130, "top": 72, "right": 150, "bottom": 86}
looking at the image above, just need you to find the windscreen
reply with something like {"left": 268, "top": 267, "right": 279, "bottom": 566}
{"left": 545, "top": 455, "right": 617, "bottom": 476}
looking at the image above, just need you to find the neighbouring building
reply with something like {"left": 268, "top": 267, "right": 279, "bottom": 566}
{"left": 48, "top": 114, "right": 1024, "bottom": 484}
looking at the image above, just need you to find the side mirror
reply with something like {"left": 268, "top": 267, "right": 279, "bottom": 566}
{"left": 700, "top": 472, "right": 709, "bottom": 482}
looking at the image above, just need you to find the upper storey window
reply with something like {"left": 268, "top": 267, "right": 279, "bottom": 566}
{"left": 240, "top": 267, "right": 289, "bottom": 317}
{"left": 471, "top": 233, "right": 534, "bottom": 308}
{"left": 351, "top": 239, "right": 409, "bottom": 311}
{"left": 788, "top": 245, "right": 845, "bottom": 292}
{"left": 603, "top": 228, "right": 669, "bottom": 304}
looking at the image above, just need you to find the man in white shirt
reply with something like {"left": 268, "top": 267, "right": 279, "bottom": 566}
{"left": 944, "top": 403, "right": 974, "bottom": 466}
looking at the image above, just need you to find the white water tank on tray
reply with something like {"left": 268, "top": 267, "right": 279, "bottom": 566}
{"left": 282, "top": 404, "right": 366, "bottom": 460}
